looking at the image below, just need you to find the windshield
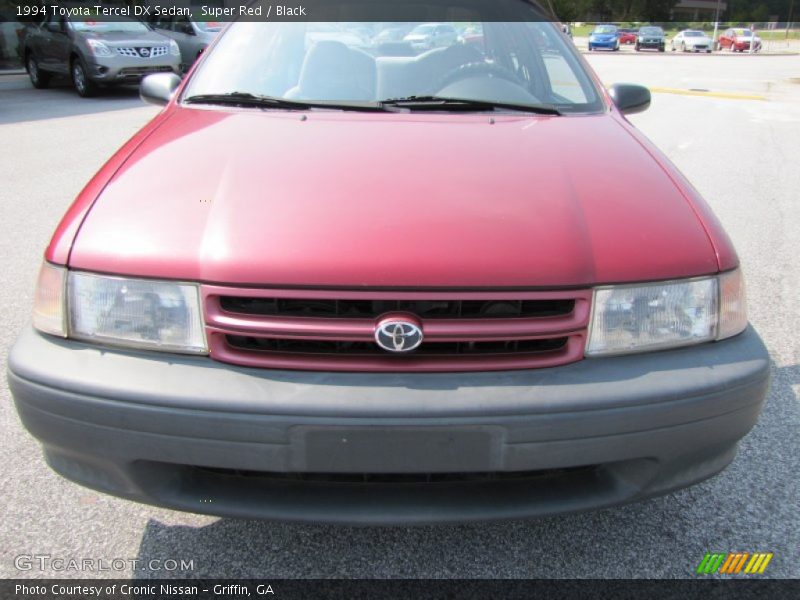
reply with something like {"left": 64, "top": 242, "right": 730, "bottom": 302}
{"left": 593, "top": 26, "right": 617, "bottom": 34}
{"left": 733, "top": 29, "right": 753, "bottom": 36}
{"left": 684, "top": 31, "right": 704, "bottom": 37}
{"left": 70, "top": 17, "right": 149, "bottom": 33}
{"left": 639, "top": 27, "right": 663, "bottom": 35}
{"left": 184, "top": 17, "right": 603, "bottom": 113}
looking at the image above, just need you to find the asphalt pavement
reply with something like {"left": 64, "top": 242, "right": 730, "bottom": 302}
{"left": 1, "top": 54, "right": 798, "bottom": 579}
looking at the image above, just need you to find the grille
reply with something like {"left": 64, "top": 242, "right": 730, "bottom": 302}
{"left": 117, "top": 66, "right": 174, "bottom": 77}
{"left": 194, "top": 465, "right": 597, "bottom": 485}
{"left": 116, "top": 46, "right": 168, "bottom": 58}
{"left": 220, "top": 296, "right": 574, "bottom": 319}
{"left": 226, "top": 335, "right": 569, "bottom": 355}
{"left": 203, "top": 287, "right": 591, "bottom": 372}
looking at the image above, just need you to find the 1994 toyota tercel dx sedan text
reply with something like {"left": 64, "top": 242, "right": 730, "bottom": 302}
{"left": 8, "top": 1, "right": 770, "bottom": 524}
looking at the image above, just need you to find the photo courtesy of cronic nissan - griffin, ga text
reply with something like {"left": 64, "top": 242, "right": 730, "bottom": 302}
{"left": 8, "top": 0, "right": 770, "bottom": 524}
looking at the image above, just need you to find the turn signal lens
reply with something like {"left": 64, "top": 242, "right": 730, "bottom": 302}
{"left": 32, "top": 262, "right": 67, "bottom": 337}
{"left": 718, "top": 269, "right": 748, "bottom": 340}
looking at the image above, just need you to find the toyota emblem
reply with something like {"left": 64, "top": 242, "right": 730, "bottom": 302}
{"left": 374, "top": 318, "right": 423, "bottom": 353}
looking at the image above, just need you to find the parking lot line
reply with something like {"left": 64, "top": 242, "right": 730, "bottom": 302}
{"left": 648, "top": 87, "right": 767, "bottom": 101}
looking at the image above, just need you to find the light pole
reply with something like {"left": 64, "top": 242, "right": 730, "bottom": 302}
{"left": 712, "top": 0, "right": 722, "bottom": 51}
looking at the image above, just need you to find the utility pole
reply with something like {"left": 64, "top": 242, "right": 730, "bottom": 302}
{"left": 788, "top": 0, "right": 796, "bottom": 41}
{"left": 712, "top": 0, "right": 722, "bottom": 50}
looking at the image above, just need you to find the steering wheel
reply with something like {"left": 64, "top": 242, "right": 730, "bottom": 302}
{"left": 435, "top": 61, "right": 523, "bottom": 94}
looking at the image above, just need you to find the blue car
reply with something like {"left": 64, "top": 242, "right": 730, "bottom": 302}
{"left": 588, "top": 24, "right": 620, "bottom": 51}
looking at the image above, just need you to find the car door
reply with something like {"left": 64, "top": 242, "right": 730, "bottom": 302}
{"left": 719, "top": 29, "right": 730, "bottom": 48}
{"left": 170, "top": 17, "right": 198, "bottom": 64}
{"left": 50, "top": 17, "right": 72, "bottom": 72}
{"left": 39, "top": 15, "right": 69, "bottom": 73}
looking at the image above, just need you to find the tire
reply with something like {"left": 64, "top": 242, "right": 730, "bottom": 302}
{"left": 71, "top": 59, "right": 98, "bottom": 98}
{"left": 707, "top": 49, "right": 712, "bottom": 53}
{"left": 26, "top": 53, "right": 50, "bottom": 89}
{"left": 681, "top": 42, "right": 686, "bottom": 52}
{"left": 659, "top": 44, "right": 665, "bottom": 52}
{"left": 635, "top": 43, "right": 640, "bottom": 51}
{"left": 613, "top": 42, "right": 620, "bottom": 51}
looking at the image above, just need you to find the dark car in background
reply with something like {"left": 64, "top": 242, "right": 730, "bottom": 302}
{"left": 150, "top": 16, "right": 222, "bottom": 72}
{"left": 636, "top": 26, "right": 666, "bottom": 52}
{"left": 22, "top": 14, "right": 180, "bottom": 97}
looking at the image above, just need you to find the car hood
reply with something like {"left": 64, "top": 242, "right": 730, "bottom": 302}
{"left": 82, "top": 30, "right": 169, "bottom": 45}
{"left": 69, "top": 108, "right": 719, "bottom": 288}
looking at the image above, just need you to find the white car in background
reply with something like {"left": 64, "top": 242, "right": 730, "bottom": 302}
{"left": 671, "top": 30, "right": 713, "bottom": 53}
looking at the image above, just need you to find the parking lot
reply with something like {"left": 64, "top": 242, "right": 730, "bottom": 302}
{"left": 1, "top": 52, "right": 798, "bottom": 578}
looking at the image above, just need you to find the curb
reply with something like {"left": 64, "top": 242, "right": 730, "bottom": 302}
{"left": 0, "top": 69, "right": 26, "bottom": 76}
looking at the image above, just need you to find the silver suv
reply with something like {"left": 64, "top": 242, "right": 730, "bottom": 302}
{"left": 23, "top": 15, "right": 180, "bottom": 97}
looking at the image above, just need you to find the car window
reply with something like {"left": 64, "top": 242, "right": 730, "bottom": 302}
{"left": 184, "top": 18, "right": 603, "bottom": 114}
{"left": 593, "top": 26, "right": 617, "bottom": 34}
{"left": 71, "top": 16, "right": 149, "bottom": 33}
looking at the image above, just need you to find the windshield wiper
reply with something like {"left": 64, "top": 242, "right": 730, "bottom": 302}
{"left": 183, "top": 92, "right": 385, "bottom": 112}
{"left": 380, "top": 96, "right": 561, "bottom": 115}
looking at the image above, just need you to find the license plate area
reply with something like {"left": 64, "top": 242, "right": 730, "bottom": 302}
{"left": 290, "top": 426, "right": 503, "bottom": 473}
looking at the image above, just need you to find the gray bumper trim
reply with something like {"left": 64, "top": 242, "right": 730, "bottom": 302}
{"left": 8, "top": 326, "right": 770, "bottom": 523}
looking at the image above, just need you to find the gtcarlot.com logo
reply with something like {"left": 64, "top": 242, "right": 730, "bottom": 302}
{"left": 696, "top": 552, "right": 773, "bottom": 575}
{"left": 14, "top": 554, "right": 194, "bottom": 572}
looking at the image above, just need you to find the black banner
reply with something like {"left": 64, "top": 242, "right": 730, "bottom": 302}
{"left": 2, "top": 579, "right": 799, "bottom": 600}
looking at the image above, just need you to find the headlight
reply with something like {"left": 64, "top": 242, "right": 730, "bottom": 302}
{"left": 586, "top": 270, "right": 748, "bottom": 356}
{"left": 67, "top": 271, "right": 207, "bottom": 354}
{"left": 86, "top": 39, "right": 112, "bottom": 57}
{"left": 169, "top": 39, "right": 181, "bottom": 56}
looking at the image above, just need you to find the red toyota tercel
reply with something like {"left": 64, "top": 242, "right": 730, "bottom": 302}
{"left": 9, "top": 2, "right": 769, "bottom": 524}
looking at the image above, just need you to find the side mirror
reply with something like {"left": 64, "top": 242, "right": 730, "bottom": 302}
{"left": 608, "top": 83, "right": 651, "bottom": 115}
{"left": 140, "top": 73, "right": 181, "bottom": 106}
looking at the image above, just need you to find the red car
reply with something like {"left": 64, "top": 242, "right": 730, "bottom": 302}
{"left": 618, "top": 28, "right": 637, "bottom": 44}
{"left": 9, "top": 4, "right": 768, "bottom": 524}
{"left": 719, "top": 27, "right": 762, "bottom": 52}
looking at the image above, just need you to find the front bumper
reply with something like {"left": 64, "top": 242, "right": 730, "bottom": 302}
{"left": 638, "top": 40, "right": 665, "bottom": 48}
{"left": 88, "top": 55, "right": 180, "bottom": 83}
{"left": 589, "top": 39, "right": 617, "bottom": 49}
{"left": 8, "top": 326, "right": 769, "bottom": 524}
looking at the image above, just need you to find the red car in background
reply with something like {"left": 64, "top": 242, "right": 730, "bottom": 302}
{"left": 719, "top": 27, "right": 762, "bottom": 52}
{"left": 618, "top": 28, "right": 637, "bottom": 44}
